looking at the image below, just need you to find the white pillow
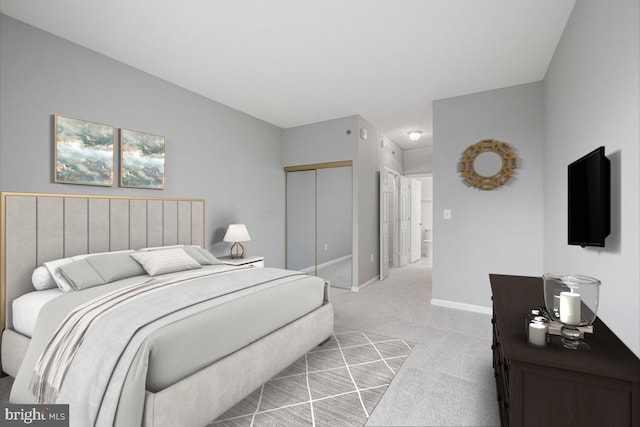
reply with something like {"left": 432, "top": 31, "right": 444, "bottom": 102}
{"left": 130, "top": 248, "right": 201, "bottom": 276}
{"left": 139, "top": 245, "right": 184, "bottom": 252}
{"left": 43, "top": 258, "right": 74, "bottom": 292}
{"left": 31, "top": 266, "right": 57, "bottom": 291}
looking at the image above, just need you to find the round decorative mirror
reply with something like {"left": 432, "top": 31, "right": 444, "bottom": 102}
{"left": 458, "top": 139, "right": 518, "bottom": 190}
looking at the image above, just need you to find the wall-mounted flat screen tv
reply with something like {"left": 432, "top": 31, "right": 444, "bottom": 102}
{"left": 568, "top": 146, "right": 610, "bottom": 247}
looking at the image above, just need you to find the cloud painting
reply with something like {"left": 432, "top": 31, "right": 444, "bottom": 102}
{"left": 120, "top": 128, "right": 165, "bottom": 189}
{"left": 55, "top": 115, "right": 114, "bottom": 186}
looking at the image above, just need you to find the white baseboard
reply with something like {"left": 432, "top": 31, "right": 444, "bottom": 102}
{"left": 318, "top": 254, "right": 352, "bottom": 270}
{"left": 352, "top": 276, "right": 378, "bottom": 292}
{"left": 430, "top": 298, "right": 492, "bottom": 315}
{"left": 298, "top": 254, "right": 352, "bottom": 275}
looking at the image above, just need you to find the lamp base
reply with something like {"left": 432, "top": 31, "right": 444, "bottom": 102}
{"left": 229, "top": 242, "right": 246, "bottom": 259}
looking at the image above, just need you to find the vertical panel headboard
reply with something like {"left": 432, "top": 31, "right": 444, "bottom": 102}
{"left": 0, "top": 192, "right": 206, "bottom": 332}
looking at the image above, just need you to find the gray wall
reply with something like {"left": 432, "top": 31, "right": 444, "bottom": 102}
{"left": 0, "top": 15, "right": 286, "bottom": 266}
{"left": 283, "top": 116, "right": 359, "bottom": 166}
{"left": 432, "top": 82, "right": 545, "bottom": 309}
{"left": 404, "top": 148, "right": 432, "bottom": 175}
{"left": 379, "top": 134, "right": 404, "bottom": 173}
{"left": 357, "top": 117, "right": 381, "bottom": 285}
{"left": 543, "top": 0, "right": 640, "bottom": 356}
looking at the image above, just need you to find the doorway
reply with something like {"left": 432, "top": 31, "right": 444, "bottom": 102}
{"left": 380, "top": 168, "right": 430, "bottom": 280}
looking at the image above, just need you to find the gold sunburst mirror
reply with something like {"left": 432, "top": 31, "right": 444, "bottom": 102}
{"left": 458, "top": 139, "right": 518, "bottom": 190}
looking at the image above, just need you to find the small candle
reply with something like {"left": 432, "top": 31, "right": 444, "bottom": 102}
{"left": 528, "top": 322, "right": 547, "bottom": 347}
{"left": 559, "top": 291, "right": 581, "bottom": 325}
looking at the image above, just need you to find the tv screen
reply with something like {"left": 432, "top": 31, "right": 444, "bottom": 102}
{"left": 568, "top": 146, "right": 610, "bottom": 247}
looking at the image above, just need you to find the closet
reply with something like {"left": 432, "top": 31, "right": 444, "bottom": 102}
{"left": 285, "top": 162, "right": 353, "bottom": 289}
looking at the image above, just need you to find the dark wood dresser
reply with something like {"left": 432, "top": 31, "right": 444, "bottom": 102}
{"left": 490, "top": 274, "right": 640, "bottom": 427}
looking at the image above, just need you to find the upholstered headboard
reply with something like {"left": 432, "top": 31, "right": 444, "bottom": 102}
{"left": 0, "top": 192, "right": 205, "bottom": 332}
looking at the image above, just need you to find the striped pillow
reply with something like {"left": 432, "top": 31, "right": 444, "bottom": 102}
{"left": 130, "top": 248, "right": 201, "bottom": 276}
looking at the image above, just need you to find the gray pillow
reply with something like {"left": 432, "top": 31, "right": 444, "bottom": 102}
{"left": 59, "top": 259, "right": 107, "bottom": 291}
{"left": 183, "top": 246, "right": 225, "bottom": 266}
{"left": 86, "top": 252, "right": 147, "bottom": 282}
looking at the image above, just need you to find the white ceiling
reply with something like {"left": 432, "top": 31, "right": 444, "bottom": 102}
{"left": 0, "top": 0, "right": 575, "bottom": 150}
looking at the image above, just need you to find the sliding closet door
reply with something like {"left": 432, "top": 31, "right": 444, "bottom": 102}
{"left": 286, "top": 170, "right": 316, "bottom": 272}
{"left": 286, "top": 162, "right": 353, "bottom": 289}
{"left": 316, "top": 167, "right": 352, "bottom": 289}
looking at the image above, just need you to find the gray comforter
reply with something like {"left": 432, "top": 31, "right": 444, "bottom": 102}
{"left": 11, "top": 266, "right": 326, "bottom": 427}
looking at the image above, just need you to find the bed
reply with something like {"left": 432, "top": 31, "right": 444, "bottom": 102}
{"left": 0, "top": 192, "right": 334, "bottom": 427}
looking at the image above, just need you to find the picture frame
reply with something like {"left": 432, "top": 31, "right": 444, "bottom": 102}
{"left": 54, "top": 114, "right": 115, "bottom": 186}
{"left": 120, "top": 128, "right": 166, "bottom": 189}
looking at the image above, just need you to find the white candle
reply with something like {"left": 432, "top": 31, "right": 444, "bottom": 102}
{"left": 528, "top": 323, "right": 547, "bottom": 347}
{"left": 559, "top": 291, "right": 581, "bottom": 325}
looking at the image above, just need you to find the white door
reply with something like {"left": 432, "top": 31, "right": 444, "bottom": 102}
{"left": 390, "top": 174, "right": 399, "bottom": 268}
{"left": 380, "top": 172, "right": 389, "bottom": 280}
{"left": 410, "top": 178, "right": 422, "bottom": 263}
{"left": 398, "top": 176, "right": 410, "bottom": 267}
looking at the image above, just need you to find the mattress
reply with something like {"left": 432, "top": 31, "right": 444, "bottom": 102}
{"left": 12, "top": 288, "right": 64, "bottom": 337}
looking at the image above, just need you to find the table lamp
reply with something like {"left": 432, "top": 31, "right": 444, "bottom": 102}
{"left": 224, "top": 224, "right": 251, "bottom": 259}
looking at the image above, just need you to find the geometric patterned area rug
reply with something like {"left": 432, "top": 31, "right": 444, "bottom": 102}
{"left": 209, "top": 328, "right": 413, "bottom": 427}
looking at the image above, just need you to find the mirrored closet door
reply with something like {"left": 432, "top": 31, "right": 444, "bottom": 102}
{"left": 286, "top": 162, "right": 352, "bottom": 289}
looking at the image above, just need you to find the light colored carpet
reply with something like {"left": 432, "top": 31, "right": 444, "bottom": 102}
{"left": 210, "top": 328, "right": 412, "bottom": 426}
{"left": 317, "top": 257, "right": 352, "bottom": 289}
{"left": 332, "top": 258, "right": 500, "bottom": 427}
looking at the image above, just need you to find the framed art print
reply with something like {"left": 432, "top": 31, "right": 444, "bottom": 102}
{"left": 120, "top": 128, "right": 165, "bottom": 189}
{"left": 54, "top": 114, "right": 115, "bottom": 186}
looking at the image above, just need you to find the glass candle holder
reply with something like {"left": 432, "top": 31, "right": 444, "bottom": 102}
{"left": 543, "top": 274, "right": 600, "bottom": 350}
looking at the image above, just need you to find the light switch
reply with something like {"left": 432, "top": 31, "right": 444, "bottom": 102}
{"left": 443, "top": 209, "right": 452, "bottom": 220}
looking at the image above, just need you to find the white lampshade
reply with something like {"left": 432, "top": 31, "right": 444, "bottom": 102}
{"left": 224, "top": 224, "right": 251, "bottom": 243}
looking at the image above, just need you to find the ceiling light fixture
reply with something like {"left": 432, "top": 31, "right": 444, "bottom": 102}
{"left": 408, "top": 130, "right": 422, "bottom": 141}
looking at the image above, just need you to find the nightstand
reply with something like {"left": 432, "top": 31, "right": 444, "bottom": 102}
{"left": 219, "top": 255, "right": 264, "bottom": 268}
